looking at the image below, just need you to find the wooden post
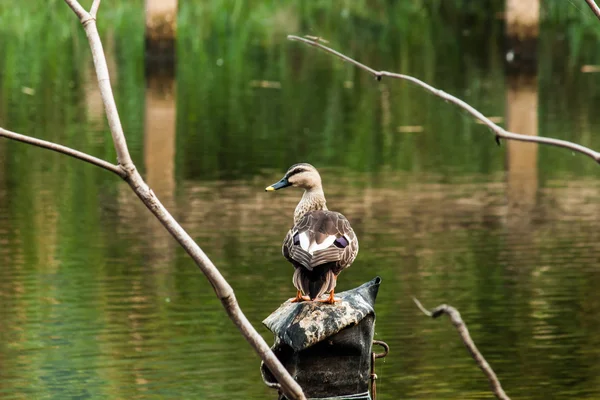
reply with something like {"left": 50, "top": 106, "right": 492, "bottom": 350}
{"left": 506, "top": 0, "right": 540, "bottom": 38}
{"left": 145, "top": 0, "right": 177, "bottom": 69}
{"left": 505, "top": 0, "right": 540, "bottom": 73}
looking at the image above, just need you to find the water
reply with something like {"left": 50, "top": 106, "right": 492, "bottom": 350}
{"left": 2, "top": 1, "right": 600, "bottom": 399}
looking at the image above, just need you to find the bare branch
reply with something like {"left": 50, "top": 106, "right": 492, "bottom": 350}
{"left": 1, "top": 124, "right": 305, "bottom": 400}
{"left": 52, "top": 3, "right": 306, "bottom": 399}
{"left": 0, "top": 127, "right": 125, "bottom": 178}
{"left": 287, "top": 35, "right": 600, "bottom": 164}
{"left": 90, "top": 0, "right": 101, "bottom": 18}
{"left": 64, "top": 0, "right": 134, "bottom": 169}
{"left": 413, "top": 298, "right": 510, "bottom": 400}
{"left": 585, "top": 0, "right": 600, "bottom": 21}
{"left": 126, "top": 182, "right": 306, "bottom": 400}
{"left": 63, "top": 0, "right": 88, "bottom": 21}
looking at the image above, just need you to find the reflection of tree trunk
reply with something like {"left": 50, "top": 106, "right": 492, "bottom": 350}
{"left": 85, "top": 29, "right": 118, "bottom": 126}
{"left": 505, "top": 0, "right": 539, "bottom": 225}
{"left": 85, "top": 64, "right": 103, "bottom": 125}
{"left": 380, "top": 83, "right": 391, "bottom": 151}
{"left": 145, "top": 75, "right": 176, "bottom": 204}
{"left": 506, "top": 75, "right": 538, "bottom": 222}
{"left": 144, "top": 74, "right": 177, "bottom": 266}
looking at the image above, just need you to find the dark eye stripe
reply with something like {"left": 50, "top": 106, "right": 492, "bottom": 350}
{"left": 286, "top": 168, "right": 306, "bottom": 178}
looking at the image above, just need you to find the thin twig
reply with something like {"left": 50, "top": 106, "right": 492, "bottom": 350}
{"left": 287, "top": 35, "right": 600, "bottom": 164}
{"left": 413, "top": 298, "right": 510, "bottom": 400}
{"left": 0, "top": 127, "right": 125, "bottom": 178}
{"left": 585, "top": 0, "right": 600, "bottom": 21}
{"left": 90, "top": 0, "right": 101, "bottom": 18}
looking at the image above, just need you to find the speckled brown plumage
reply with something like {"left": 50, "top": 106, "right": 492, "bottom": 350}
{"left": 283, "top": 209, "right": 359, "bottom": 300}
{"left": 265, "top": 163, "right": 359, "bottom": 302}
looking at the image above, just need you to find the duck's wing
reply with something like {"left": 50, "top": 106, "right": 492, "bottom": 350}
{"left": 282, "top": 210, "right": 359, "bottom": 273}
{"left": 330, "top": 211, "right": 359, "bottom": 274}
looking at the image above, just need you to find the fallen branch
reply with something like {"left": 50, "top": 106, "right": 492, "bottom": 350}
{"left": 413, "top": 298, "right": 510, "bottom": 400}
{"left": 287, "top": 35, "right": 600, "bottom": 164}
{"left": 0, "top": 2, "right": 305, "bottom": 399}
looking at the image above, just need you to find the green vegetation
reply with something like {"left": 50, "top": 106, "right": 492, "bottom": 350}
{"left": 1, "top": 1, "right": 599, "bottom": 183}
{"left": 2, "top": 2, "right": 600, "bottom": 399}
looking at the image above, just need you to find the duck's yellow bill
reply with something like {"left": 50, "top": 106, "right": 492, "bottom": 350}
{"left": 265, "top": 186, "right": 276, "bottom": 191}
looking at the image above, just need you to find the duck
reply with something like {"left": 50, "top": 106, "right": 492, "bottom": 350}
{"left": 265, "top": 163, "right": 359, "bottom": 304}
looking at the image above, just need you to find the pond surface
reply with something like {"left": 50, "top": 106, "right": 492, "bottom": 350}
{"left": 2, "top": 2, "right": 600, "bottom": 399}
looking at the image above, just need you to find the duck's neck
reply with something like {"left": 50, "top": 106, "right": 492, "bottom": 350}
{"left": 294, "top": 187, "right": 327, "bottom": 224}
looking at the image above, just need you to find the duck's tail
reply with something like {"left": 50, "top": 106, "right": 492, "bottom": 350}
{"left": 293, "top": 265, "right": 337, "bottom": 301}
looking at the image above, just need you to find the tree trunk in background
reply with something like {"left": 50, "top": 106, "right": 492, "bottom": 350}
{"left": 505, "top": 0, "right": 539, "bottom": 74}
{"left": 506, "top": 0, "right": 540, "bottom": 38}
{"left": 145, "top": 0, "right": 177, "bottom": 69}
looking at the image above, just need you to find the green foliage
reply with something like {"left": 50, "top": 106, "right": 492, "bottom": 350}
{"left": 175, "top": 0, "right": 508, "bottom": 180}
{"left": 3, "top": 2, "right": 600, "bottom": 400}
{"left": 4, "top": 0, "right": 600, "bottom": 182}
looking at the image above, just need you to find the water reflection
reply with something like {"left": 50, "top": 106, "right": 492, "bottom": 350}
{"left": 144, "top": 74, "right": 176, "bottom": 205}
{"left": 143, "top": 72, "right": 177, "bottom": 267}
{"left": 506, "top": 75, "right": 539, "bottom": 223}
{"left": 2, "top": 2, "right": 600, "bottom": 400}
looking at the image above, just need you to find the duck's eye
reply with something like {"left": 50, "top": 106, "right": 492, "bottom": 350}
{"left": 334, "top": 236, "right": 349, "bottom": 248}
{"left": 293, "top": 232, "right": 300, "bottom": 246}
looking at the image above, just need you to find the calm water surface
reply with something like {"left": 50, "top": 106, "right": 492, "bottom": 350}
{"left": 2, "top": 2, "right": 600, "bottom": 399}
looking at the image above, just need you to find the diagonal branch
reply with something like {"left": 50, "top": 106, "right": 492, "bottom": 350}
{"left": 287, "top": 35, "right": 600, "bottom": 164}
{"left": 0, "top": 127, "right": 125, "bottom": 178}
{"left": 90, "top": 0, "right": 101, "bottom": 18}
{"left": 63, "top": 0, "right": 88, "bottom": 21}
{"left": 32, "top": 1, "right": 306, "bottom": 399}
{"left": 413, "top": 298, "right": 510, "bottom": 400}
{"left": 585, "top": 0, "right": 600, "bottom": 21}
{"left": 64, "top": 0, "right": 133, "bottom": 169}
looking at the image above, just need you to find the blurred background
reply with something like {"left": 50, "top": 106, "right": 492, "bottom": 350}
{"left": 1, "top": 0, "right": 600, "bottom": 399}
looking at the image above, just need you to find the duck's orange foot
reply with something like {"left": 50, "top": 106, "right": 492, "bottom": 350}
{"left": 289, "top": 290, "right": 310, "bottom": 303}
{"left": 316, "top": 290, "right": 341, "bottom": 304}
{"left": 290, "top": 296, "right": 311, "bottom": 303}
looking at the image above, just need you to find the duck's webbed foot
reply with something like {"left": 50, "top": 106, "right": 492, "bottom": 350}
{"left": 317, "top": 290, "right": 341, "bottom": 304}
{"left": 289, "top": 290, "right": 310, "bottom": 303}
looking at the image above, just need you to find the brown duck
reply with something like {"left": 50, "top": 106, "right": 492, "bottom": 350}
{"left": 266, "top": 163, "right": 359, "bottom": 304}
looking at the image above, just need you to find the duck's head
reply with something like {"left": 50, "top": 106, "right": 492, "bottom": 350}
{"left": 265, "top": 163, "right": 322, "bottom": 192}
